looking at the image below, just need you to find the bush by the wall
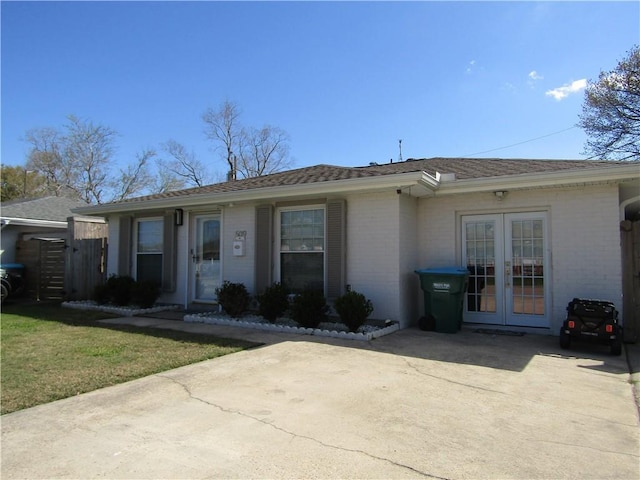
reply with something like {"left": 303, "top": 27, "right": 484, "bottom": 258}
{"left": 290, "top": 289, "right": 329, "bottom": 329}
{"left": 132, "top": 281, "right": 161, "bottom": 309}
{"left": 93, "top": 275, "right": 161, "bottom": 308}
{"left": 93, "top": 275, "right": 137, "bottom": 306}
{"left": 215, "top": 281, "right": 250, "bottom": 318}
{"left": 333, "top": 290, "right": 373, "bottom": 332}
{"left": 257, "top": 282, "right": 290, "bottom": 323}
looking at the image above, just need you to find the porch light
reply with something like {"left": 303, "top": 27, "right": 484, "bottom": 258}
{"left": 174, "top": 208, "right": 184, "bottom": 226}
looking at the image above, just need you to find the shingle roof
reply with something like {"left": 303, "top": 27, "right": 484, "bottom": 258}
{"left": 110, "top": 157, "right": 631, "bottom": 206}
{"left": 1, "top": 196, "right": 89, "bottom": 222}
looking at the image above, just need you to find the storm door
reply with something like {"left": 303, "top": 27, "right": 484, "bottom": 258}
{"left": 463, "top": 212, "right": 549, "bottom": 328}
{"left": 192, "top": 214, "right": 221, "bottom": 303}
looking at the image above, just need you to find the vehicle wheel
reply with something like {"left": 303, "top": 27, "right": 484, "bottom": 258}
{"left": 0, "top": 282, "right": 9, "bottom": 304}
{"left": 418, "top": 315, "right": 435, "bottom": 331}
{"left": 610, "top": 335, "right": 622, "bottom": 356}
{"left": 559, "top": 329, "right": 571, "bottom": 349}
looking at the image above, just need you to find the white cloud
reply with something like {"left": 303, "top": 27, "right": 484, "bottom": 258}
{"left": 529, "top": 71, "right": 543, "bottom": 81}
{"left": 466, "top": 60, "right": 476, "bottom": 74}
{"left": 545, "top": 79, "right": 587, "bottom": 101}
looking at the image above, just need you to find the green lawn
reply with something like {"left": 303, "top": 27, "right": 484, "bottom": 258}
{"left": 1, "top": 302, "right": 259, "bottom": 414}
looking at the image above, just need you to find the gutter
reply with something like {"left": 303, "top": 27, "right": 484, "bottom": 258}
{"left": 434, "top": 164, "right": 640, "bottom": 195}
{"left": 0, "top": 217, "right": 68, "bottom": 229}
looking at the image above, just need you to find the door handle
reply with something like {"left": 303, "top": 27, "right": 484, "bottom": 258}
{"left": 505, "top": 261, "right": 511, "bottom": 287}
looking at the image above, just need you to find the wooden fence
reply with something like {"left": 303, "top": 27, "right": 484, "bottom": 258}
{"left": 14, "top": 216, "right": 107, "bottom": 302}
{"left": 64, "top": 216, "right": 108, "bottom": 301}
{"left": 16, "top": 238, "right": 66, "bottom": 301}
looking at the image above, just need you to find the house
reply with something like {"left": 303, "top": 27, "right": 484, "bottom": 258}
{"left": 75, "top": 157, "right": 640, "bottom": 336}
{"left": 1, "top": 196, "right": 107, "bottom": 300}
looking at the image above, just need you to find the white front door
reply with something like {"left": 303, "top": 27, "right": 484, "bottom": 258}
{"left": 192, "top": 214, "right": 221, "bottom": 303}
{"left": 462, "top": 212, "right": 549, "bottom": 328}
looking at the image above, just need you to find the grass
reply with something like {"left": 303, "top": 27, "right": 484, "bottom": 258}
{"left": 1, "top": 302, "right": 259, "bottom": 415}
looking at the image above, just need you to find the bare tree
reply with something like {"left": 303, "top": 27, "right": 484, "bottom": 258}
{"left": 23, "top": 115, "right": 160, "bottom": 204}
{"left": 160, "top": 139, "right": 209, "bottom": 187}
{"left": 237, "top": 125, "right": 294, "bottom": 178}
{"left": 111, "top": 148, "right": 156, "bottom": 201}
{"left": 63, "top": 115, "right": 117, "bottom": 203}
{"left": 202, "top": 100, "right": 242, "bottom": 178}
{"left": 24, "top": 126, "right": 71, "bottom": 197}
{"left": 578, "top": 45, "right": 640, "bottom": 160}
{"left": 202, "top": 100, "right": 294, "bottom": 179}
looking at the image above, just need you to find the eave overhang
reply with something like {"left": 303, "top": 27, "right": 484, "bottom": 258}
{"left": 74, "top": 171, "right": 433, "bottom": 216}
{"left": 74, "top": 163, "right": 639, "bottom": 216}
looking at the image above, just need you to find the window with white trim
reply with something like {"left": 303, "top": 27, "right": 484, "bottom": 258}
{"left": 135, "top": 218, "right": 163, "bottom": 285}
{"left": 279, "top": 207, "right": 324, "bottom": 293}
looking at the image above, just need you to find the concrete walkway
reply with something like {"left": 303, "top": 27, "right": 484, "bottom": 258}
{"left": 2, "top": 318, "right": 639, "bottom": 479}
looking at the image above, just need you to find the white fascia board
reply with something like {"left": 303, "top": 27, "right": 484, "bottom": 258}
{"left": 74, "top": 171, "right": 431, "bottom": 216}
{"left": 434, "top": 164, "right": 640, "bottom": 195}
{"left": 0, "top": 217, "right": 67, "bottom": 229}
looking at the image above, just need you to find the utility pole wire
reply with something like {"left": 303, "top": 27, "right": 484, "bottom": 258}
{"left": 460, "top": 126, "right": 578, "bottom": 158}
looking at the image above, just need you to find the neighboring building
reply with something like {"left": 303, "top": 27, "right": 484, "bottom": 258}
{"left": 1, "top": 196, "right": 106, "bottom": 300}
{"left": 75, "top": 158, "right": 640, "bottom": 335}
{"left": 1, "top": 196, "right": 88, "bottom": 263}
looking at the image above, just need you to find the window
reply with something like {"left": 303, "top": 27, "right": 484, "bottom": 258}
{"left": 279, "top": 208, "right": 324, "bottom": 292}
{"left": 136, "top": 218, "right": 163, "bottom": 285}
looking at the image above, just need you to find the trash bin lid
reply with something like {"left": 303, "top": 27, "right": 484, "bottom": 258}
{"left": 0, "top": 263, "right": 25, "bottom": 270}
{"left": 415, "top": 267, "right": 468, "bottom": 275}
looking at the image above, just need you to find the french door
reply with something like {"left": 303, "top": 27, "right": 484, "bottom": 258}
{"left": 192, "top": 214, "right": 221, "bottom": 303}
{"left": 462, "top": 212, "right": 549, "bottom": 328}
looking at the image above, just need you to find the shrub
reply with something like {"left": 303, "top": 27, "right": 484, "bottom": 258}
{"left": 131, "top": 281, "right": 161, "bottom": 309}
{"left": 110, "top": 275, "right": 136, "bottom": 306}
{"left": 257, "top": 282, "right": 290, "bottom": 323}
{"left": 93, "top": 283, "right": 111, "bottom": 305}
{"left": 290, "top": 289, "right": 329, "bottom": 329}
{"left": 334, "top": 290, "right": 374, "bottom": 332}
{"left": 216, "top": 281, "right": 250, "bottom": 318}
{"left": 93, "top": 275, "right": 137, "bottom": 306}
{"left": 93, "top": 275, "right": 160, "bottom": 308}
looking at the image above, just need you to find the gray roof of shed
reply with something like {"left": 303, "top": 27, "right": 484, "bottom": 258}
{"left": 1, "top": 196, "right": 89, "bottom": 222}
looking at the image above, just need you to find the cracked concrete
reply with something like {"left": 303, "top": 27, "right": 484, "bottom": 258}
{"left": 2, "top": 326, "right": 639, "bottom": 479}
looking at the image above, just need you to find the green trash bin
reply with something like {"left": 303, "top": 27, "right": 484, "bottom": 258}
{"left": 415, "top": 267, "right": 469, "bottom": 333}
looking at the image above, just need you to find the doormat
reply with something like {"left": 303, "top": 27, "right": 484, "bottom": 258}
{"left": 473, "top": 328, "right": 526, "bottom": 336}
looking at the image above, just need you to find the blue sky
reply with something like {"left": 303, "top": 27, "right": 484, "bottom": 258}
{"left": 2, "top": 1, "right": 639, "bottom": 176}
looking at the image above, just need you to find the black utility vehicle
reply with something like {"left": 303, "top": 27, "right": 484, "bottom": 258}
{"left": 559, "top": 298, "right": 622, "bottom": 356}
{"left": 0, "top": 264, "right": 25, "bottom": 303}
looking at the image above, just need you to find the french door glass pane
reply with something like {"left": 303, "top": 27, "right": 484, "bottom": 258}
{"left": 466, "top": 221, "right": 496, "bottom": 313}
{"left": 511, "top": 219, "right": 544, "bottom": 315}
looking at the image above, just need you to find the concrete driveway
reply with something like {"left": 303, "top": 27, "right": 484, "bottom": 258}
{"left": 2, "top": 324, "right": 639, "bottom": 479}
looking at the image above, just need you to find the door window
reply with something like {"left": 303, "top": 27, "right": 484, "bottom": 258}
{"left": 465, "top": 220, "right": 497, "bottom": 313}
{"left": 509, "top": 217, "right": 545, "bottom": 315}
{"left": 193, "top": 215, "right": 221, "bottom": 302}
{"left": 462, "top": 213, "right": 549, "bottom": 328}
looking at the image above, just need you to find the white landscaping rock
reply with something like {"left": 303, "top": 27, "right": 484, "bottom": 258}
{"left": 184, "top": 312, "right": 399, "bottom": 341}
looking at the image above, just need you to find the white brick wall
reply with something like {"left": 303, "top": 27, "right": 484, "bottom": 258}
{"left": 103, "top": 182, "right": 623, "bottom": 333}
{"left": 346, "top": 191, "right": 404, "bottom": 324}
{"left": 416, "top": 184, "right": 623, "bottom": 332}
{"left": 220, "top": 205, "right": 256, "bottom": 292}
